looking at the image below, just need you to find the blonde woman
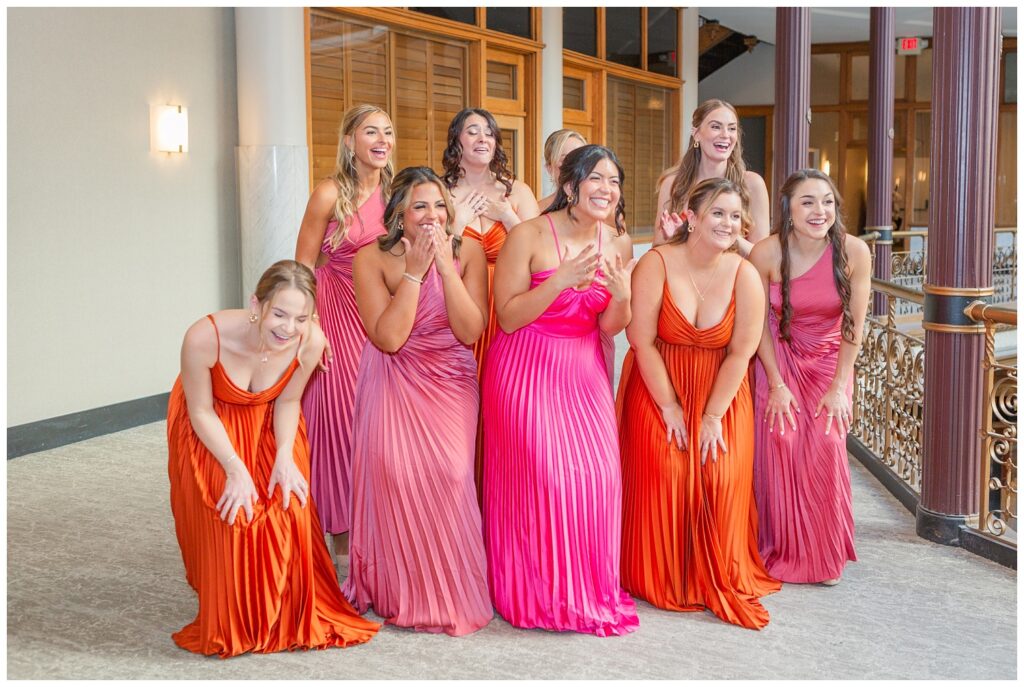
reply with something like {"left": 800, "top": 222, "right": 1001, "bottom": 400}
{"left": 655, "top": 99, "right": 770, "bottom": 255}
{"left": 537, "top": 128, "right": 587, "bottom": 211}
{"left": 294, "top": 104, "right": 394, "bottom": 572}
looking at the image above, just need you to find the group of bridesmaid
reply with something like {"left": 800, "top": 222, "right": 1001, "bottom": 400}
{"left": 166, "top": 97, "right": 872, "bottom": 657}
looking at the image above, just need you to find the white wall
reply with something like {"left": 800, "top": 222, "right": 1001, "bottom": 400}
{"left": 698, "top": 42, "right": 775, "bottom": 105}
{"left": 8, "top": 8, "right": 240, "bottom": 426}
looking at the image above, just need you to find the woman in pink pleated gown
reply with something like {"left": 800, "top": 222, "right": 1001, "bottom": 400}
{"left": 296, "top": 105, "right": 394, "bottom": 566}
{"left": 483, "top": 145, "right": 639, "bottom": 636}
{"left": 749, "top": 169, "right": 872, "bottom": 585}
{"left": 343, "top": 166, "right": 492, "bottom": 636}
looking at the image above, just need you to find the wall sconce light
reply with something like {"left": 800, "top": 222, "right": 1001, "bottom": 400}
{"left": 822, "top": 159, "right": 831, "bottom": 176}
{"left": 150, "top": 104, "right": 188, "bottom": 153}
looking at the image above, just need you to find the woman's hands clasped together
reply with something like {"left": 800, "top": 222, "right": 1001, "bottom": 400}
{"left": 400, "top": 226, "right": 436, "bottom": 280}
{"left": 431, "top": 222, "right": 458, "bottom": 279}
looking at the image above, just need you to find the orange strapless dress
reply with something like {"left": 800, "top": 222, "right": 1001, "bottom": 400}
{"left": 616, "top": 259, "right": 780, "bottom": 629}
{"left": 462, "top": 220, "right": 507, "bottom": 502}
{"left": 167, "top": 315, "right": 379, "bottom": 657}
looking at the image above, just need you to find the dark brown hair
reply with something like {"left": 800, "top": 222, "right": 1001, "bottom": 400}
{"left": 378, "top": 166, "right": 461, "bottom": 258}
{"left": 543, "top": 144, "right": 626, "bottom": 235}
{"left": 667, "top": 177, "right": 751, "bottom": 245}
{"left": 774, "top": 168, "right": 855, "bottom": 343}
{"left": 441, "top": 108, "right": 514, "bottom": 196}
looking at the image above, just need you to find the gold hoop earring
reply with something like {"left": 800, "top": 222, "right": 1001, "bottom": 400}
{"left": 693, "top": 139, "right": 700, "bottom": 149}
{"left": 397, "top": 219, "right": 404, "bottom": 231}
{"left": 249, "top": 312, "right": 258, "bottom": 323}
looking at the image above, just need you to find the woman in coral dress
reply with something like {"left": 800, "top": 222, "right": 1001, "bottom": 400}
{"left": 749, "top": 169, "right": 872, "bottom": 585}
{"left": 483, "top": 145, "right": 638, "bottom": 636}
{"left": 167, "top": 260, "right": 379, "bottom": 657}
{"left": 343, "top": 167, "right": 492, "bottom": 636}
{"left": 441, "top": 108, "right": 540, "bottom": 500}
{"left": 295, "top": 105, "right": 394, "bottom": 570}
{"left": 618, "top": 179, "right": 780, "bottom": 630}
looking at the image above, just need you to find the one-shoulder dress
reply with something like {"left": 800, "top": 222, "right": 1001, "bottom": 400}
{"left": 754, "top": 243, "right": 858, "bottom": 582}
{"left": 617, "top": 251, "right": 780, "bottom": 629}
{"left": 167, "top": 315, "right": 379, "bottom": 657}
{"left": 343, "top": 264, "right": 492, "bottom": 636}
{"left": 302, "top": 188, "right": 386, "bottom": 535}
{"left": 482, "top": 217, "right": 639, "bottom": 636}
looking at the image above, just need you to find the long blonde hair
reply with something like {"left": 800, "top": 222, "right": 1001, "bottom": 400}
{"left": 326, "top": 105, "right": 395, "bottom": 251}
{"left": 658, "top": 99, "right": 748, "bottom": 214}
{"left": 543, "top": 129, "right": 587, "bottom": 175}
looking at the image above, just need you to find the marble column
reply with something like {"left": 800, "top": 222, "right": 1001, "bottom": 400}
{"left": 772, "top": 8, "right": 811, "bottom": 208}
{"left": 868, "top": 8, "right": 895, "bottom": 315}
{"left": 540, "top": 7, "right": 564, "bottom": 197}
{"left": 235, "top": 7, "right": 309, "bottom": 300}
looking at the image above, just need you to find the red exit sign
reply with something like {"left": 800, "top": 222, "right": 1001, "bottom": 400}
{"left": 896, "top": 36, "right": 928, "bottom": 55}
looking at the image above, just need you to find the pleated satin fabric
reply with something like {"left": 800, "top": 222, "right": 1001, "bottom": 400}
{"left": 167, "top": 317, "right": 379, "bottom": 657}
{"left": 753, "top": 244, "right": 857, "bottom": 582}
{"left": 617, "top": 257, "right": 780, "bottom": 630}
{"left": 342, "top": 264, "right": 492, "bottom": 636}
{"left": 462, "top": 221, "right": 507, "bottom": 506}
{"left": 302, "top": 188, "right": 386, "bottom": 535}
{"left": 482, "top": 251, "right": 639, "bottom": 636}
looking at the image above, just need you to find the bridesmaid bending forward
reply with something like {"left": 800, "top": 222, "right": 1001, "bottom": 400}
{"left": 749, "top": 169, "right": 871, "bottom": 585}
{"left": 618, "top": 179, "right": 780, "bottom": 630}
{"left": 483, "top": 144, "right": 639, "bottom": 636}
{"left": 344, "top": 166, "right": 492, "bottom": 636}
{"left": 167, "top": 260, "right": 379, "bottom": 657}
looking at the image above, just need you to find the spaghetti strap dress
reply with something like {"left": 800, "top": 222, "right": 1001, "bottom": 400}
{"left": 302, "top": 187, "right": 386, "bottom": 535}
{"left": 482, "top": 216, "right": 639, "bottom": 637}
{"left": 167, "top": 315, "right": 379, "bottom": 657}
{"left": 343, "top": 264, "right": 492, "bottom": 636}
{"left": 617, "top": 252, "right": 780, "bottom": 629}
{"left": 753, "top": 243, "right": 858, "bottom": 582}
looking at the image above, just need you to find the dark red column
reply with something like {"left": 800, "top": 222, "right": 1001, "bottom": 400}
{"left": 867, "top": 8, "right": 894, "bottom": 315}
{"left": 918, "top": 7, "right": 1002, "bottom": 544}
{"left": 772, "top": 8, "right": 811, "bottom": 207}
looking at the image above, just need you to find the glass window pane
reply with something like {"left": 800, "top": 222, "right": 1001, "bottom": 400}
{"left": 563, "top": 76, "right": 585, "bottom": 111}
{"left": 809, "top": 111, "right": 840, "bottom": 184}
{"left": 850, "top": 54, "right": 869, "bottom": 100}
{"left": 563, "top": 8, "right": 597, "bottom": 56}
{"left": 843, "top": 147, "right": 869, "bottom": 232}
{"left": 916, "top": 49, "right": 932, "bottom": 102}
{"left": 1004, "top": 52, "right": 1017, "bottom": 103}
{"left": 486, "top": 61, "right": 517, "bottom": 100}
{"left": 409, "top": 8, "right": 476, "bottom": 25}
{"left": 911, "top": 110, "right": 931, "bottom": 226}
{"left": 811, "top": 53, "right": 841, "bottom": 105}
{"left": 895, "top": 54, "right": 907, "bottom": 100}
{"left": 487, "top": 8, "right": 531, "bottom": 39}
{"left": 739, "top": 115, "right": 767, "bottom": 177}
{"left": 646, "top": 7, "right": 678, "bottom": 77}
{"left": 606, "top": 7, "right": 641, "bottom": 69}
{"left": 850, "top": 111, "right": 869, "bottom": 142}
{"left": 995, "top": 110, "right": 1016, "bottom": 227}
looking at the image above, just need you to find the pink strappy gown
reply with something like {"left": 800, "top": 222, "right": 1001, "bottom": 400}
{"left": 753, "top": 243, "right": 857, "bottom": 582}
{"left": 302, "top": 188, "right": 386, "bottom": 535}
{"left": 343, "top": 263, "right": 492, "bottom": 636}
{"left": 482, "top": 217, "right": 639, "bottom": 637}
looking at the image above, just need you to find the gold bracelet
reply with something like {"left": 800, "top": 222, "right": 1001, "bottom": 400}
{"left": 402, "top": 272, "right": 424, "bottom": 285}
{"left": 703, "top": 412, "right": 723, "bottom": 421}
{"left": 771, "top": 381, "right": 787, "bottom": 390}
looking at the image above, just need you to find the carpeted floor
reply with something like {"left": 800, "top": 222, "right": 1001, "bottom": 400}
{"left": 7, "top": 416, "right": 1016, "bottom": 680}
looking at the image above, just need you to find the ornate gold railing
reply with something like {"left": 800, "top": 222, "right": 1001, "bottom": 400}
{"left": 965, "top": 301, "right": 1018, "bottom": 545}
{"left": 851, "top": 278, "right": 925, "bottom": 492}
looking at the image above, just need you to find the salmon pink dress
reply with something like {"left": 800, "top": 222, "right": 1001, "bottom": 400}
{"left": 482, "top": 217, "right": 639, "bottom": 637}
{"left": 617, "top": 252, "right": 780, "bottom": 629}
{"left": 754, "top": 243, "right": 857, "bottom": 582}
{"left": 167, "top": 315, "right": 379, "bottom": 657}
{"left": 343, "top": 263, "right": 491, "bottom": 636}
{"left": 302, "top": 188, "right": 386, "bottom": 535}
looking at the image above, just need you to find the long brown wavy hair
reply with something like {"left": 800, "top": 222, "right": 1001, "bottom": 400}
{"left": 543, "top": 144, "right": 626, "bottom": 235}
{"left": 377, "top": 166, "right": 462, "bottom": 259}
{"left": 658, "top": 99, "right": 748, "bottom": 214}
{"left": 667, "top": 177, "right": 752, "bottom": 245}
{"left": 774, "top": 169, "right": 855, "bottom": 343}
{"left": 441, "top": 108, "right": 514, "bottom": 196}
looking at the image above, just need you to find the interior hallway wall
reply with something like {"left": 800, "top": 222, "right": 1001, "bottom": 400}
{"left": 8, "top": 8, "right": 240, "bottom": 426}
{"left": 699, "top": 42, "right": 775, "bottom": 105}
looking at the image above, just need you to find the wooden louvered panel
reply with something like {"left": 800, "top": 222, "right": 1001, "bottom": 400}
{"left": 393, "top": 33, "right": 431, "bottom": 169}
{"left": 487, "top": 61, "right": 516, "bottom": 100}
{"left": 310, "top": 13, "right": 347, "bottom": 183}
{"left": 431, "top": 42, "right": 467, "bottom": 169}
{"left": 563, "top": 77, "right": 585, "bottom": 111}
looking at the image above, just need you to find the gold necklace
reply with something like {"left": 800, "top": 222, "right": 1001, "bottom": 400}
{"left": 685, "top": 251, "right": 723, "bottom": 302}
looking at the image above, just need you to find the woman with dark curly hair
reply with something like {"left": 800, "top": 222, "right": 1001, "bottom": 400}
{"left": 748, "top": 169, "right": 871, "bottom": 586}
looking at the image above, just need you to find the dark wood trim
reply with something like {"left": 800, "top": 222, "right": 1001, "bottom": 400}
{"left": 847, "top": 436, "right": 919, "bottom": 515}
{"left": 960, "top": 528, "right": 1018, "bottom": 569}
{"left": 8, "top": 393, "right": 170, "bottom": 460}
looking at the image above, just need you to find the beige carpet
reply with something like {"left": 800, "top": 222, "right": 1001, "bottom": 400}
{"left": 7, "top": 421, "right": 1016, "bottom": 679}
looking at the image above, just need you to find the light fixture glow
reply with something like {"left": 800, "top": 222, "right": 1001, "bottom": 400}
{"left": 151, "top": 105, "right": 189, "bottom": 153}
{"left": 822, "top": 158, "right": 831, "bottom": 176}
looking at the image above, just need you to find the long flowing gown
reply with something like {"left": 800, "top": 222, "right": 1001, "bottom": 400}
{"left": 754, "top": 243, "right": 858, "bottom": 582}
{"left": 167, "top": 316, "right": 379, "bottom": 657}
{"left": 482, "top": 218, "right": 639, "bottom": 637}
{"left": 302, "top": 188, "right": 386, "bottom": 535}
{"left": 617, "top": 254, "right": 780, "bottom": 629}
{"left": 342, "top": 264, "right": 492, "bottom": 636}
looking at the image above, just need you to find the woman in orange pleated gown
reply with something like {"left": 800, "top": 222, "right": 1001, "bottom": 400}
{"left": 617, "top": 178, "right": 780, "bottom": 630}
{"left": 167, "top": 260, "right": 379, "bottom": 657}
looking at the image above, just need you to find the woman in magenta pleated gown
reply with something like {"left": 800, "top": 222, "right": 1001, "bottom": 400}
{"left": 343, "top": 166, "right": 492, "bottom": 636}
{"left": 749, "top": 169, "right": 872, "bottom": 585}
{"left": 295, "top": 105, "right": 394, "bottom": 567}
{"left": 483, "top": 145, "right": 639, "bottom": 636}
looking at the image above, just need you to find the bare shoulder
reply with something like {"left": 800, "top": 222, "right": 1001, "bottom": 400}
{"left": 658, "top": 172, "right": 676, "bottom": 196}
{"left": 508, "top": 214, "right": 547, "bottom": 242}
{"left": 747, "top": 234, "right": 780, "bottom": 271}
{"left": 182, "top": 314, "right": 220, "bottom": 366}
{"left": 735, "top": 255, "right": 762, "bottom": 285}
{"left": 460, "top": 234, "right": 485, "bottom": 261}
{"left": 353, "top": 241, "right": 385, "bottom": 272}
{"left": 300, "top": 322, "right": 327, "bottom": 366}
{"left": 743, "top": 170, "right": 769, "bottom": 195}
{"left": 510, "top": 179, "right": 536, "bottom": 201}
{"left": 843, "top": 232, "right": 871, "bottom": 258}
{"left": 635, "top": 247, "right": 668, "bottom": 277}
{"left": 311, "top": 178, "right": 340, "bottom": 203}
